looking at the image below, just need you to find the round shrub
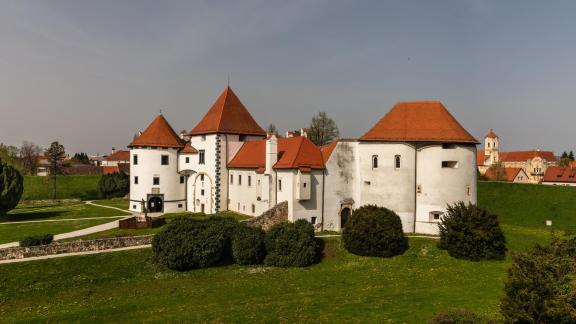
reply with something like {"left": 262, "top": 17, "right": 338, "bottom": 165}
{"left": 98, "top": 171, "right": 129, "bottom": 199}
{"left": 501, "top": 236, "right": 576, "bottom": 323}
{"left": 429, "top": 309, "right": 493, "bottom": 324}
{"left": 264, "top": 219, "right": 317, "bottom": 267}
{"left": 152, "top": 217, "right": 228, "bottom": 271}
{"left": 0, "top": 161, "right": 24, "bottom": 216}
{"left": 231, "top": 224, "right": 266, "bottom": 265}
{"left": 438, "top": 202, "right": 507, "bottom": 261}
{"left": 342, "top": 205, "right": 408, "bottom": 257}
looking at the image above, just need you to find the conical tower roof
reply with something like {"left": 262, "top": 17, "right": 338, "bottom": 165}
{"left": 129, "top": 114, "right": 185, "bottom": 148}
{"left": 189, "top": 87, "right": 266, "bottom": 136}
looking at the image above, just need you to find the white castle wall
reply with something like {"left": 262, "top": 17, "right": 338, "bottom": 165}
{"left": 129, "top": 147, "right": 185, "bottom": 213}
{"left": 228, "top": 169, "right": 270, "bottom": 216}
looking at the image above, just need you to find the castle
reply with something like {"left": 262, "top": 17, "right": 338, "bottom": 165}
{"left": 129, "top": 87, "right": 478, "bottom": 234}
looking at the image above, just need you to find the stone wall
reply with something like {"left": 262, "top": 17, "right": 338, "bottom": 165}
{"left": 0, "top": 236, "right": 153, "bottom": 261}
{"left": 245, "top": 201, "right": 288, "bottom": 230}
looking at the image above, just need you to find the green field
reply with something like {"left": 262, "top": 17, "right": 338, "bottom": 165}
{"left": 22, "top": 175, "right": 101, "bottom": 201}
{"left": 0, "top": 202, "right": 131, "bottom": 244}
{"left": 0, "top": 182, "right": 571, "bottom": 322}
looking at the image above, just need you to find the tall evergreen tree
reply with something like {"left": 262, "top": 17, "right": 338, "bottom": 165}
{"left": 569, "top": 151, "right": 575, "bottom": 161}
{"left": 0, "top": 159, "right": 24, "bottom": 216}
{"left": 45, "top": 142, "right": 66, "bottom": 200}
{"left": 308, "top": 112, "right": 339, "bottom": 146}
{"left": 266, "top": 124, "right": 278, "bottom": 134}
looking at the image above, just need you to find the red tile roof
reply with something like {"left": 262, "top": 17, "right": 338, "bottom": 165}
{"left": 104, "top": 150, "right": 130, "bottom": 162}
{"left": 360, "top": 101, "right": 478, "bottom": 143}
{"left": 499, "top": 151, "right": 557, "bottom": 163}
{"left": 189, "top": 87, "right": 266, "bottom": 136}
{"left": 228, "top": 136, "right": 325, "bottom": 170}
{"left": 485, "top": 129, "right": 498, "bottom": 138}
{"left": 485, "top": 167, "right": 523, "bottom": 182}
{"left": 129, "top": 114, "right": 185, "bottom": 148}
{"left": 543, "top": 166, "right": 576, "bottom": 183}
{"left": 477, "top": 151, "right": 487, "bottom": 166}
{"left": 103, "top": 166, "right": 120, "bottom": 175}
{"left": 321, "top": 141, "right": 338, "bottom": 163}
{"left": 181, "top": 143, "right": 198, "bottom": 154}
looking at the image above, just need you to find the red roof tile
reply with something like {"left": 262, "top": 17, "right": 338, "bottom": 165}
{"left": 181, "top": 143, "right": 198, "bottom": 154}
{"left": 485, "top": 129, "right": 498, "bottom": 138}
{"left": 103, "top": 166, "right": 120, "bottom": 175}
{"left": 104, "top": 150, "right": 130, "bottom": 162}
{"left": 485, "top": 167, "right": 523, "bottom": 182}
{"left": 321, "top": 141, "right": 338, "bottom": 163}
{"left": 499, "top": 151, "right": 557, "bottom": 162}
{"left": 129, "top": 114, "right": 185, "bottom": 148}
{"left": 543, "top": 166, "right": 576, "bottom": 183}
{"left": 189, "top": 87, "right": 266, "bottom": 136}
{"left": 228, "top": 136, "right": 325, "bottom": 170}
{"left": 360, "top": 101, "right": 478, "bottom": 143}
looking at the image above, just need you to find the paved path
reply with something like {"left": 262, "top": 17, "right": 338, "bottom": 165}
{"left": 316, "top": 234, "right": 439, "bottom": 239}
{"left": 0, "top": 216, "right": 126, "bottom": 225}
{"left": 0, "top": 245, "right": 151, "bottom": 265}
{"left": 0, "top": 201, "right": 135, "bottom": 249}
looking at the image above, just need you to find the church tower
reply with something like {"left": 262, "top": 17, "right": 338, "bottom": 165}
{"left": 484, "top": 129, "right": 499, "bottom": 165}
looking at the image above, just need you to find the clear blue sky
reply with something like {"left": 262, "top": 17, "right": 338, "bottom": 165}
{"left": 1, "top": 0, "right": 575, "bottom": 155}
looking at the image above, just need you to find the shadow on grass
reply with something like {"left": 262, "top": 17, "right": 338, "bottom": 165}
{"left": 0, "top": 211, "right": 67, "bottom": 223}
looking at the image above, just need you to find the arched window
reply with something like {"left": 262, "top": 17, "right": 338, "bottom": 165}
{"left": 395, "top": 155, "right": 401, "bottom": 169}
{"left": 372, "top": 155, "right": 378, "bottom": 169}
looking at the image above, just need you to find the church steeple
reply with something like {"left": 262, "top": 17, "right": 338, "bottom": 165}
{"left": 484, "top": 129, "right": 500, "bottom": 164}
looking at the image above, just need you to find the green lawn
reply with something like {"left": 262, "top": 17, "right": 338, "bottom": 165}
{"left": 0, "top": 201, "right": 130, "bottom": 244}
{"left": 0, "top": 182, "right": 569, "bottom": 322}
{"left": 92, "top": 199, "right": 129, "bottom": 210}
{"left": 478, "top": 181, "right": 576, "bottom": 232}
{"left": 21, "top": 175, "right": 101, "bottom": 201}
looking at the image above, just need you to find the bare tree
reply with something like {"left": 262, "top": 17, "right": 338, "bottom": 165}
{"left": 266, "top": 123, "right": 278, "bottom": 134}
{"left": 308, "top": 112, "right": 339, "bottom": 146}
{"left": 46, "top": 142, "right": 66, "bottom": 200}
{"left": 20, "top": 141, "right": 42, "bottom": 175}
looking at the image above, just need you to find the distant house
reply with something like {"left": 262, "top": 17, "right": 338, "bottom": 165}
{"left": 477, "top": 130, "right": 557, "bottom": 183}
{"left": 484, "top": 167, "right": 530, "bottom": 183}
{"left": 36, "top": 156, "right": 50, "bottom": 176}
{"left": 101, "top": 148, "right": 130, "bottom": 167}
{"left": 542, "top": 166, "right": 576, "bottom": 186}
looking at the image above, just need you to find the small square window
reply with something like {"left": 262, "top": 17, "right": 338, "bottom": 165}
{"left": 311, "top": 217, "right": 317, "bottom": 225}
{"left": 178, "top": 204, "right": 183, "bottom": 208}
{"left": 153, "top": 177, "right": 160, "bottom": 185}
{"left": 134, "top": 176, "right": 138, "bottom": 184}
{"left": 185, "top": 157, "right": 190, "bottom": 163}
{"left": 180, "top": 176, "right": 185, "bottom": 184}
{"left": 132, "top": 205, "right": 137, "bottom": 209}
{"left": 442, "top": 161, "right": 458, "bottom": 168}
{"left": 430, "top": 212, "right": 443, "bottom": 222}
{"left": 201, "top": 189, "right": 205, "bottom": 196}
{"left": 303, "top": 182, "right": 307, "bottom": 188}
{"left": 161, "top": 155, "right": 169, "bottom": 165}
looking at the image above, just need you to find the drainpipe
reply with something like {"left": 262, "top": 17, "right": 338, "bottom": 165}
{"left": 414, "top": 144, "right": 418, "bottom": 233}
{"left": 321, "top": 170, "right": 325, "bottom": 231}
{"left": 225, "top": 134, "right": 229, "bottom": 211}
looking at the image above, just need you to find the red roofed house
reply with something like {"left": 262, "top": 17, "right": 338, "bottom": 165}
{"left": 542, "top": 166, "right": 576, "bottom": 186}
{"left": 102, "top": 148, "right": 130, "bottom": 167}
{"left": 484, "top": 167, "right": 530, "bottom": 184}
{"left": 477, "top": 130, "right": 557, "bottom": 183}
{"left": 130, "top": 88, "right": 478, "bottom": 235}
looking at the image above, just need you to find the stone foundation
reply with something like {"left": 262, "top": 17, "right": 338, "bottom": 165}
{"left": 245, "top": 201, "right": 288, "bottom": 230}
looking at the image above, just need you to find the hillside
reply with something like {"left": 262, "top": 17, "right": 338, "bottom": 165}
{"left": 22, "top": 176, "right": 101, "bottom": 201}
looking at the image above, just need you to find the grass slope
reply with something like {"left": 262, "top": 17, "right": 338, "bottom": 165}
{"left": 478, "top": 181, "right": 576, "bottom": 232}
{"left": 22, "top": 176, "right": 101, "bottom": 201}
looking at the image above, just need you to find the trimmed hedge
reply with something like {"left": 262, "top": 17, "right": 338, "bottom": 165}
{"left": 152, "top": 217, "right": 232, "bottom": 271}
{"left": 264, "top": 219, "right": 317, "bottom": 267}
{"left": 342, "top": 205, "right": 408, "bottom": 258}
{"left": 438, "top": 202, "right": 507, "bottom": 261}
{"left": 0, "top": 161, "right": 24, "bottom": 216}
{"left": 231, "top": 224, "right": 266, "bottom": 265}
{"left": 20, "top": 234, "right": 54, "bottom": 247}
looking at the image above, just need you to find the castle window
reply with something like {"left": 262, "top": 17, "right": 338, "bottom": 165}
{"left": 248, "top": 176, "right": 252, "bottom": 187}
{"left": 311, "top": 217, "right": 317, "bottom": 225}
{"left": 185, "top": 157, "right": 189, "bottom": 163}
{"left": 442, "top": 161, "right": 458, "bottom": 168}
{"left": 430, "top": 211, "right": 443, "bottom": 222}
{"left": 251, "top": 204, "right": 255, "bottom": 213}
{"left": 278, "top": 179, "right": 282, "bottom": 191}
{"left": 372, "top": 155, "right": 378, "bottom": 169}
{"left": 201, "top": 189, "right": 205, "bottom": 196}
{"left": 238, "top": 175, "right": 242, "bottom": 185}
{"left": 161, "top": 155, "right": 169, "bottom": 165}
{"left": 487, "top": 143, "right": 491, "bottom": 148}
{"left": 180, "top": 176, "right": 184, "bottom": 184}
{"left": 230, "top": 174, "right": 233, "bottom": 185}
{"left": 134, "top": 176, "right": 138, "bottom": 184}
{"left": 153, "top": 177, "right": 160, "bottom": 185}
{"left": 199, "top": 150, "right": 205, "bottom": 164}
{"left": 395, "top": 155, "right": 401, "bottom": 169}
{"left": 200, "top": 174, "right": 204, "bottom": 181}
{"left": 133, "top": 154, "right": 138, "bottom": 165}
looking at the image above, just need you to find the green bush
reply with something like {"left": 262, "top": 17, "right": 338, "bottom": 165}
{"left": 501, "top": 236, "right": 576, "bottom": 323}
{"left": 429, "top": 309, "right": 493, "bottom": 324}
{"left": 20, "top": 234, "right": 54, "bottom": 247}
{"left": 438, "top": 202, "right": 507, "bottom": 261}
{"left": 97, "top": 172, "right": 129, "bottom": 199}
{"left": 231, "top": 224, "right": 266, "bottom": 265}
{"left": 342, "top": 205, "right": 408, "bottom": 257}
{"left": 0, "top": 161, "right": 24, "bottom": 216}
{"left": 152, "top": 217, "right": 230, "bottom": 271}
{"left": 264, "top": 219, "right": 317, "bottom": 267}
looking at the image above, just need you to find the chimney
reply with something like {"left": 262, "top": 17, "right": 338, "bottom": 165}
{"left": 111, "top": 147, "right": 116, "bottom": 154}
{"left": 265, "top": 134, "right": 278, "bottom": 175}
{"left": 300, "top": 128, "right": 308, "bottom": 138}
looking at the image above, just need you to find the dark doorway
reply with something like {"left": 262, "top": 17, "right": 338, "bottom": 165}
{"left": 340, "top": 207, "right": 351, "bottom": 228}
{"left": 148, "top": 196, "right": 163, "bottom": 213}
